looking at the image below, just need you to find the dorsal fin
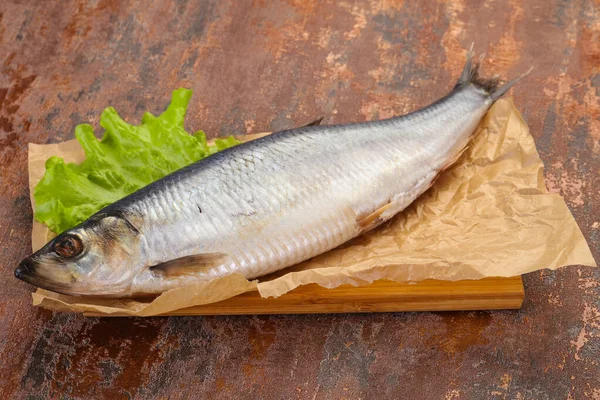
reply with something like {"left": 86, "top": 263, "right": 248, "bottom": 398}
{"left": 300, "top": 117, "right": 324, "bottom": 128}
{"left": 149, "top": 252, "right": 229, "bottom": 278}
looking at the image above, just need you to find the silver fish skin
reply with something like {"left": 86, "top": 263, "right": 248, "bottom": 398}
{"left": 15, "top": 50, "right": 529, "bottom": 296}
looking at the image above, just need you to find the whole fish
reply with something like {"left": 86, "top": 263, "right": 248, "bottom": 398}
{"left": 15, "top": 49, "right": 530, "bottom": 297}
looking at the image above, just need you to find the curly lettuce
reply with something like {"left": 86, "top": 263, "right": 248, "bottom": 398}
{"left": 34, "top": 88, "right": 240, "bottom": 234}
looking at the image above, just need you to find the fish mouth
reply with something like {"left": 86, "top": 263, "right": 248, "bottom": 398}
{"left": 15, "top": 259, "right": 35, "bottom": 283}
{"left": 14, "top": 259, "right": 133, "bottom": 297}
{"left": 14, "top": 258, "right": 76, "bottom": 294}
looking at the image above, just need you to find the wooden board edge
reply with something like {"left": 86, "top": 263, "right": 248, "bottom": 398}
{"left": 84, "top": 276, "right": 525, "bottom": 317}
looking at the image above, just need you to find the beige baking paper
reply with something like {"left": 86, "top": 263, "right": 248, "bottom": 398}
{"left": 27, "top": 98, "right": 596, "bottom": 316}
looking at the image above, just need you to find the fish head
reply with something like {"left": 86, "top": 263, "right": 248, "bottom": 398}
{"left": 15, "top": 214, "right": 144, "bottom": 297}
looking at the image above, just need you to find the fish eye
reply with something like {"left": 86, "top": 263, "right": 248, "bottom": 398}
{"left": 53, "top": 235, "right": 83, "bottom": 258}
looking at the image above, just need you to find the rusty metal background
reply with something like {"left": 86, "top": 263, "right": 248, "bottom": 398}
{"left": 1, "top": 1, "right": 598, "bottom": 398}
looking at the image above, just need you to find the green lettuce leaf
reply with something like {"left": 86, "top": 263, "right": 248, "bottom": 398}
{"left": 34, "top": 88, "right": 240, "bottom": 234}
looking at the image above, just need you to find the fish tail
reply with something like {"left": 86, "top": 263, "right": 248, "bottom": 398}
{"left": 488, "top": 66, "right": 534, "bottom": 101}
{"left": 455, "top": 43, "right": 533, "bottom": 101}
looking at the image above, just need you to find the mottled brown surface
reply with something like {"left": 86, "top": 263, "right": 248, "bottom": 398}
{"left": 0, "top": 0, "right": 598, "bottom": 398}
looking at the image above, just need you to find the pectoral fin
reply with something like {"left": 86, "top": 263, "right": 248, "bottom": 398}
{"left": 150, "top": 252, "right": 229, "bottom": 278}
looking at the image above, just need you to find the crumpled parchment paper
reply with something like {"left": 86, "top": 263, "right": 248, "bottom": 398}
{"left": 26, "top": 98, "right": 596, "bottom": 316}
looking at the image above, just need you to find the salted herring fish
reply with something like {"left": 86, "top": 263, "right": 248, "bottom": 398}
{"left": 15, "top": 48, "right": 531, "bottom": 297}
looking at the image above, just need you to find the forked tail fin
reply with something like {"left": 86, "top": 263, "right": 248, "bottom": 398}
{"left": 455, "top": 43, "right": 533, "bottom": 101}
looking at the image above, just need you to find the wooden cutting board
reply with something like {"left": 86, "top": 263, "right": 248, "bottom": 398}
{"left": 85, "top": 276, "right": 524, "bottom": 316}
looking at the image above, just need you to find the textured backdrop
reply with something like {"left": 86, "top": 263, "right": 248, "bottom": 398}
{"left": 0, "top": 0, "right": 598, "bottom": 398}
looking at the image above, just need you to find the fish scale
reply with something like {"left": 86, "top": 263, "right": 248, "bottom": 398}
{"left": 129, "top": 91, "right": 490, "bottom": 288}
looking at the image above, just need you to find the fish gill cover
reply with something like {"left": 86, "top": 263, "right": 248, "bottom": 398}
{"left": 34, "top": 88, "right": 240, "bottom": 234}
